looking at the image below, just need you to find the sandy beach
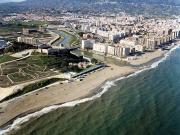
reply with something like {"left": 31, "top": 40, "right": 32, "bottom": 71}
{"left": 128, "top": 42, "right": 180, "bottom": 66}
{"left": 0, "top": 43, "right": 178, "bottom": 128}
{"left": 0, "top": 65, "right": 136, "bottom": 127}
{"left": 128, "top": 49, "right": 166, "bottom": 66}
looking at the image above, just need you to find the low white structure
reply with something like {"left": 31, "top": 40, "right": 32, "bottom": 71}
{"left": 17, "top": 37, "right": 37, "bottom": 45}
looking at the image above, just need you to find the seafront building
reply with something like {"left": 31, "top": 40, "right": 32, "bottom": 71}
{"left": 92, "top": 43, "right": 131, "bottom": 58}
{"left": 81, "top": 18, "right": 180, "bottom": 58}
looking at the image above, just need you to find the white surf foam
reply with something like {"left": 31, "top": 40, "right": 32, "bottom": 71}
{"left": 0, "top": 44, "right": 180, "bottom": 135}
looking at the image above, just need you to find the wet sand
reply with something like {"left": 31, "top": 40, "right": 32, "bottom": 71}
{"left": 0, "top": 65, "right": 136, "bottom": 127}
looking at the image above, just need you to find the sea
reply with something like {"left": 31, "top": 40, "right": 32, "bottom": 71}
{"left": 1, "top": 44, "right": 180, "bottom": 135}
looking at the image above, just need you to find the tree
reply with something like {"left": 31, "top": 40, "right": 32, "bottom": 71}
{"left": 91, "top": 58, "right": 98, "bottom": 64}
{"left": 78, "top": 32, "right": 85, "bottom": 37}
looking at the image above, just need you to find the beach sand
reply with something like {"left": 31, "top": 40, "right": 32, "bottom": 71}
{"left": 0, "top": 65, "right": 136, "bottom": 127}
{"left": 0, "top": 43, "right": 177, "bottom": 127}
{"left": 0, "top": 87, "right": 17, "bottom": 102}
{"left": 128, "top": 49, "right": 166, "bottom": 66}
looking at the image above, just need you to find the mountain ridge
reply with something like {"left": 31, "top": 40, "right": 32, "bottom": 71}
{"left": 21, "top": 0, "right": 180, "bottom": 6}
{"left": 0, "top": 0, "right": 180, "bottom": 16}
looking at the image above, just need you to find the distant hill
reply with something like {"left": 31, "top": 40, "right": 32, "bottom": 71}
{"left": 0, "top": 0, "right": 180, "bottom": 16}
{"left": 20, "top": 0, "right": 180, "bottom": 7}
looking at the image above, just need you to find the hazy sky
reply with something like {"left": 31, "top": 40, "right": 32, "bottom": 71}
{"left": 0, "top": 0, "right": 24, "bottom": 3}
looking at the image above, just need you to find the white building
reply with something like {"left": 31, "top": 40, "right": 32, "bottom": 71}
{"left": 93, "top": 42, "right": 130, "bottom": 58}
{"left": 81, "top": 24, "right": 90, "bottom": 32}
{"left": 93, "top": 43, "right": 108, "bottom": 54}
{"left": 109, "top": 31, "right": 125, "bottom": 42}
{"left": 135, "top": 45, "right": 145, "bottom": 52}
{"left": 90, "top": 27, "right": 98, "bottom": 34}
{"left": 114, "top": 46, "right": 130, "bottom": 58}
{"left": 120, "top": 38, "right": 136, "bottom": 46}
{"left": 96, "top": 30, "right": 109, "bottom": 38}
{"left": 107, "top": 45, "right": 115, "bottom": 55}
{"left": 17, "top": 37, "right": 37, "bottom": 45}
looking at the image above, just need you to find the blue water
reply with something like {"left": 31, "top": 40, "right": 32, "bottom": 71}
{"left": 3, "top": 47, "right": 180, "bottom": 135}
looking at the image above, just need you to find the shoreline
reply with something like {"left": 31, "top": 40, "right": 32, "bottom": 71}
{"left": 0, "top": 73, "right": 132, "bottom": 129}
{"left": 0, "top": 42, "right": 179, "bottom": 132}
{"left": 130, "top": 51, "right": 167, "bottom": 68}
{"left": 0, "top": 65, "right": 137, "bottom": 128}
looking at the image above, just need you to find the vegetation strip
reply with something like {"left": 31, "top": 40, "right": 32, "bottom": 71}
{"left": 0, "top": 78, "right": 66, "bottom": 103}
{"left": 0, "top": 55, "right": 17, "bottom": 64}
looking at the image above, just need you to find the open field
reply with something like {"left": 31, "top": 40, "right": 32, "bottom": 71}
{"left": 7, "top": 20, "right": 47, "bottom": 27}
{"left": 0, "top": 55, "right": 17, "bottom": 64}
{"left": 0, "top": 20, "right": 47, "bottom": 38}
{"left": 0, "top": 76, "right": 11, "bottom": 87}
{"left": 0, "top": 27, "right": 21, "bottom": 35}
{"left": 0, "top": 55, "right": 63, "bottom": 87}
{"left": 0, "top": 45, "right": 87, "bottom": 87}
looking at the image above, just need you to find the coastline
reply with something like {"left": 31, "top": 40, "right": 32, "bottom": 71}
{"left": 0, "top": 72, "right": 133, "bottom": 129}
{"left": 0, "top": 42, "right": 179, "bottom": 133}
{"left": 0, "top": 65, "right": 137, "bottom": 128}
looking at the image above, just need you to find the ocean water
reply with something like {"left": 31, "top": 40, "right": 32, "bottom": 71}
{"left": 1, "top": 46, "right": 180, "bottom": 135}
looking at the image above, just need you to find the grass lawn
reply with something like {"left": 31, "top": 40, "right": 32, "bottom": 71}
{"left": 0, "top": 76, "right": 12, "bottom": 87}
{"left": 69, "top": 35, "right": 79, "bottom": 45}
{"left": 0, "top": 28, "right": 13, "bottom": 33}
{"left": 0, "top": 54, "right": 65, "bottom": 86}
{"left": 8, "top": 20, "right": 48, "bottom": 27}
{"left": 0, "top": 52, "right": 83, "bottom": 87}
{"left": 0, "top": 55, "right": 17, "bottom": 64}
{"left": 0, "top": 20, "right": 47, "bottom": 36}
{"left": 9, "top": 72, "right": 34, "bottom": 83}
{"left": 0, "top": 26, "right": 23, "bottom": 35}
